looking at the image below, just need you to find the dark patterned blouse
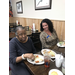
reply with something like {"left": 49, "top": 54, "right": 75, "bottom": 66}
{"left": 40, "top": 29, "right": 59, "bottom": 49}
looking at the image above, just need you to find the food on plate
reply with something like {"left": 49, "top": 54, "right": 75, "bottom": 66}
{"left": 50, "top": 71, "right": 58, "bottom": 75}
{"left": 48, "top": 50, "right": 55, "bottom": 57}
{"left": 43, "top": 50, "right": 55, "bottom": 57}
{"left": 34, "top": 55, "right": 43, "bottom": 63}
{"left": 35, "top": 61, "right": 39, "bottom": 63}
{"left": 43, "top": 50, "right": 47, "bottom": 54}
{"left": 35, "top": 55, "right": 39, "bottom": 58}
{"left": 27, "top": 54, "right": 44, "bottom": 65}
{"left": 59, "top": 42, "right": 65, "bottom": 46}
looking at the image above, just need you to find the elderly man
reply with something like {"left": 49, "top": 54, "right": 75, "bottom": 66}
{"left": 9, "top": 26, "right": 36, "bottom": 75}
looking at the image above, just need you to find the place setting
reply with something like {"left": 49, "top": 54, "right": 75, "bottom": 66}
{"left": 27, "top": 49, "right": 57, "bottom": 65}
{"left": 48, "top": 52, "right": 64, "bottom": 75}
{"left": 48, "top": 54, "right": 65, "bottom": 75}
{"left": 57, "top": 41, "right": 65, "bottom": 47}
{"left": 27, "top": 48, "right": 65, "bottom": 75}
{"left": 41, "top": 49, "right": 56, "bottom": 62}
{"left": 48, "top": 69, "right": 63, "bottom": 75}
{"left": 27, "top": 54, "right": 44, "bottom": 65}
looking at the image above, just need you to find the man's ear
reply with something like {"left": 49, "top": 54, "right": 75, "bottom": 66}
{"left": 15, "top": 32, "right": 18, "bottom": 38}
{"left": 15, "top": 32, "right": 17, "bottom": 35}
{"left": 16, "top": 35, "right": 18, "bottom": 38}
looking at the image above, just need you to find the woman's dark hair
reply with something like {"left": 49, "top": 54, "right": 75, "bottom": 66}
{"left": 9, "top": 1, "right": 11, "bottom": 4}
{"left": 40, "top": 18, "right": 53, "bottom": 33}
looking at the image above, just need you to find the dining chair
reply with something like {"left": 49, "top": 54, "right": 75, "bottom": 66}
{"left": 31, "top": 32, "right": 42, "bottom": 51}
{"left": 9, "top": 41, "right": 11, "bottom": 71}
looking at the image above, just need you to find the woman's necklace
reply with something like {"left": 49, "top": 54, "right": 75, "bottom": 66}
{"left": 44, "top": 30, "right": 52, "bottom": 36}
{"left": 44, "top": 30, "right": 54, "bottom": 39}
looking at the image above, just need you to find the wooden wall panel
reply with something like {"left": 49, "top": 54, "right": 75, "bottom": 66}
{"left": 19, "top": 18, "right": 26, "bottom": 27}
{"left": 9, "top": 17, "right": 14, "bottom": 23}
{"left": 9, "top": 17, "right": 65, "bottom": 41}
{"left": 52, "top": 20, "right": 65, "bottom": 41}
{"left": 38, "top": 19, "right": 43, "bottom": 31}
{"left": 25, "top": 18, "right": 39, "bottom": 31}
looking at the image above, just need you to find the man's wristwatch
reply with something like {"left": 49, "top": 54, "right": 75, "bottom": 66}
{"left": 22, "top": 54, "right": 26, "bottom": 60}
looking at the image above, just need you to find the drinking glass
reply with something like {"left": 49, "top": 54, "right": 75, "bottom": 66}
{"left": 44, "top": 52, "right": 51, "bottom": 68}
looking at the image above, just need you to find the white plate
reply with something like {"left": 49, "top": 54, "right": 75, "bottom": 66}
{"left": 41, "top": 49, "right": 56, "bottom": 57}
{"left": 27, "top": 54, "right": 44, "bottom": 65}
{"left": 57, "top": 42, "right": 65, "bottom": 47}
{"left": 48, "top": 69, "right": 63, "bottom": 75}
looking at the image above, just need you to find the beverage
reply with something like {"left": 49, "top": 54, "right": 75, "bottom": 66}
{"left": 44, "top": 51, "right": 51, "bottom": 68}
{"left": 44, "top": 56, "right": 50, "bottom": 68}
{"left": 55, "top": 54, "right": 63, "bottom": 68}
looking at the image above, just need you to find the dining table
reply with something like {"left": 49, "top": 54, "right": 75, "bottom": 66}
{"left": 24, "top": 45, "right": 65, "bottom": 75}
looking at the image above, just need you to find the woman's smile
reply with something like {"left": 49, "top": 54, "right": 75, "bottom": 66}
{"left": 42, "top": 23, "right": 49, "bottom": 31}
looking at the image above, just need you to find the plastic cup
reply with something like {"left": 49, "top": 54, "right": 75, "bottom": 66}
{"left": 55, "top": 54, "right": 63, "bottom": 68}
{"left": 44, "top": 55, "right": 51, "bottom": 68}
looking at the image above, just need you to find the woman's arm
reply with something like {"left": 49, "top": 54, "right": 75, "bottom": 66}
{"left": 16, "top": 53, "right": 35, "bottom": 63}
{"left": 16, "top": 56, "right": 23, "bottom": 63}
{"left": 53, "top": 29, "right": 59, "bottom": 42}
{"left": 9, "top": 41, "right": 35, "bottom": 64}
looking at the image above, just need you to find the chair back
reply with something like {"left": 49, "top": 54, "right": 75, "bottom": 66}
{"left": 9, "top": 41, "right": 11, "bottom": 71}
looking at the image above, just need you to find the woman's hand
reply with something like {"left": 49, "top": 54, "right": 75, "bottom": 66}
{"left": 16, "top": 53, "right": 35, "bottom": 63}
{"left": 24, "top": 53, "right": 35, "bottom": 60}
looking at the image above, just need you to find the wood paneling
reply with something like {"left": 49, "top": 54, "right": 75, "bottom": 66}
{"left": 9, "top": 17, "right": 65, "bottom": 41}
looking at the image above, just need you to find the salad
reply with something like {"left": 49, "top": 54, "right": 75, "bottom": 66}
{"left": 59, "top": 42, "right": 65, "bottom": 46}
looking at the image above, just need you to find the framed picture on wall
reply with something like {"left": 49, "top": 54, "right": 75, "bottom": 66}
{"left": 16, "top": 1, "right": 23, "bottom": 13}
{"left": 35, "top": 0, "right": 52, "bottom": 10}
{"left": 9, "top": 0, "right": 13, "bottom": 17}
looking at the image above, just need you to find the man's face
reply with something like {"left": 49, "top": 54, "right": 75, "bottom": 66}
{"left": 17, "top": 29, "right": 27, "bottom": 43}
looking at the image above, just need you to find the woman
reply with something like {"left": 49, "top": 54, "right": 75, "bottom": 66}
{"left": 40, "top": 18, "right": 59, "bottom": 49}
{"left": 9, "top": 26, "right": 36, "bottom": 75}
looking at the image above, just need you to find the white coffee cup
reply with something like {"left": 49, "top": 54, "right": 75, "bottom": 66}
{"left": 55, "top": 54, "right": 63, "bottom": 68}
